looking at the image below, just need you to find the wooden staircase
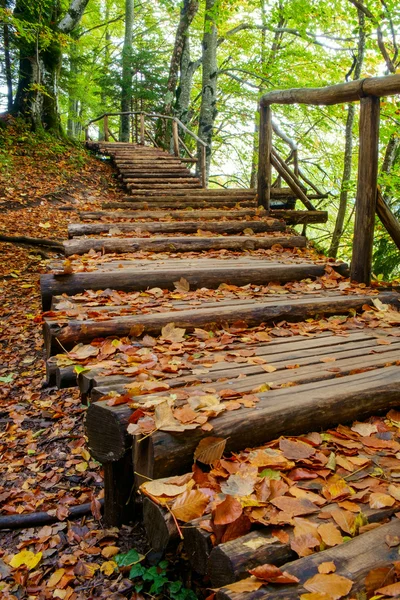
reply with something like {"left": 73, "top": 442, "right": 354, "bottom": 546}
{"left": 39, "top": 139, "right": 400, "bottom": 599}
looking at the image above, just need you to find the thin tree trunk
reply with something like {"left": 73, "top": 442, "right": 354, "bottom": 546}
{"left": 2, "top": 24, "right": 13, "bottom": 111}
{"left": 250, "top": 1, "right": 284, "bottom": 187}
{"left": 328, "top": 9, "right": 365, "bottom": 258}
{"left": 197, "top": 0, "right": 218, "bottom": 182}
{"left": 121, "top": 0, "right": 134, "bottom": 142}
{"left": 164, "top": 0, "right": 199, "bottom": 117}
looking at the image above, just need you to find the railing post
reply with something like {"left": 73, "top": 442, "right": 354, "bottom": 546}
{"left": 201, "top": 146, "right": 207, "bottom": 188}
{"left": 172, "top": 120, "right": 180, "bottom": 156}
{"left": 140, "top": 113, "right": 145, "bottom": 145}
{"left": 350, "top": 96, "right": 380, "bottom": 285}
{"left": 257, "top": 104, "right": 272, "bottom": 210}
{"left": 103, "top": 115, "right": 109, "bottom": 142}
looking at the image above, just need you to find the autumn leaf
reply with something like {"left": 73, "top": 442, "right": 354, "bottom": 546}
{"left": 376, "top": 582, "right": 400, "bottom": 597}
{"left": 214, "top": 495, "right": 243, "bottom": 525}
{"left": 171, "top": 490, "right": 209, "bottom": 522}
{"left": 303, "top": 573, "right": 353, "bottom": 599}
{"left": 317, "top": 523, "right": 343, "bottom": 547}
{"left": 161, "top": 322, "right": 186, "bottom": 342}
{"left": 194, "top": 437, "right": 227, "bottom": 464}
{"left": 249, "top": 563, "right": 299, "bottom": 584}
{"left": 9, "top": 549, "right": 42, "bottom": 570}
{"left": 220, "top": 471, "right": 257, "bottom": 497}
{"left": 318, "top": 562, "right": 336, "bottom": 574}
{"left": 270, "top": 496, "right": 319, "bottom": 517}
{"left": 279, "top": 437, "right": 315, "bottom": 460}
{"left": 351, "top": 422, "right": 378, "bottom": 436}
{"left": 369, "top": 492, "right": 395, "bottom": 509}
{"left": 173, "top": 277, "right": 190, "bottom": 292}
{"left": 142, "top": 478, "right": 189, "bottom": 498}
{"left": 223, "top": 577, "right": 263, "bottom": 593}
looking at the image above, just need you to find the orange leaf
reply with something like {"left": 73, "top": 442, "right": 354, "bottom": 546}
{"left": 304, "top": 573, "right": 353, "bottom": 599}
{"left": 214, "top": 496, "right": 243, "bottom": 525}
{"left": 249, "top": 563, "right": 299, "bottom": 584}
{"left": 318, "top": 562, "right": 336, "bottom": 574}
{"left": 317, "top": 523, "right": 343, "bottom": 547}
{"left": 223, "top": 577, "right": 263, "bottom": 593}
{"left": 171, "top": 490, "right": 209, "bottom": 522}
{"left": 376, "top": 582, "right": 400, "bottom": 597}
{"left": 279, "top": 438, "right": 315, "bottom": 460}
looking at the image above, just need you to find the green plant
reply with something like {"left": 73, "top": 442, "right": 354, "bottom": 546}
{"left": 115, "top": 549, "right": 197, "bottom": 600}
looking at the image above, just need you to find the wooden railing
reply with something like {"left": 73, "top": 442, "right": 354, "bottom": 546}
{"left": 257, "top": 73, "right": 400, "bottom": 284}
{"left": 84, "top": 111, "right": 208, "bottom": 187}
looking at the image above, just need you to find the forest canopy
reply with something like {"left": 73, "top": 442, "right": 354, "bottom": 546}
{"left": 1, "top": 0, "right": 400, "bottom": 275}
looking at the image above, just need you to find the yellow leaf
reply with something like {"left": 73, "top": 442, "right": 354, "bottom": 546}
{"left": 75, "top": 461, "right": 88, "bottom": 473}
{"left": 100, "top": 561, "right": 117, "bottom": 576}
{"left": 9, "top": 549, "right": 42, "bottom": 570}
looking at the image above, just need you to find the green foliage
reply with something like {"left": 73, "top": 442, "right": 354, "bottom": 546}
{"left": 115, "top": 549, "right": 197, "bottom": 600}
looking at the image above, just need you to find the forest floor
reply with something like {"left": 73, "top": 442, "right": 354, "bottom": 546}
{"left": 0, "top": 123, "right": 163, "bottom": 600}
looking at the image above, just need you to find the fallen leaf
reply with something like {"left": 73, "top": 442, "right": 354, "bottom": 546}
{"left": 351, "top": 422, "right": 378, "bottom": 436}
{"left": 249, "top": 563, "right": 299, "bottom": 584}
{"left": 9, "top": 549, "right": 42, "bottom": 570}
{"left": 161, "top": 322, "right": 186, "bottom": 343}
{"left": 142, "top": 478, "right": 189, "bottom": 498}
{"left": 214, "top": 496, "right": 243, "bottom": 525}
{"left": 279, "top": 438, "right": 315, "bottom": 460}
{"left": 318, "top": 562, "right": 336, "bottom": 574}
{"left": 223, "top": 577, "right": 263, "bottom": 593}
{"left": 173, "top": 277, "right": 190, "bottom": 292}
{"left": 317, "top": 523, "right": 343, "bottom": 547}
{"left": 194, "top": 437, "right": 227, "bottom": 464}
{"left": 369, "top": 492, "right": 395, "bottom": 509}
{"left": 376, "top": 582, "right": 400, "bottom": 596}
{"left": 304, "top": 573, "right": 353, "bottom": 599}
{"left": 270, "top": 496, "right": 319, "bottom": 517}
{"left": 171, "top": 490, "right": 209, "bottom": 522}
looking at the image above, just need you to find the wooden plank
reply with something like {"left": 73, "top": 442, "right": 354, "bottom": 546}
{"left": 216, "top": 518, "right": 400, "bottom": 600}
{"left": 67, "top": 219, "right": 285, "bottom": 237}
{"left": 63, "top": 235, "right": 306, "bottom": 257}
{"left": 350, "top": 96, "right": 380, "bottom": 285}
{"left": 78, "top": 209, "right": 328, "bottom": 224}
{"left": 44, "top": 289, "right": 385, "bottom": 355}
{"left": 134, "top": 365, "right": 400, "bottom": 482}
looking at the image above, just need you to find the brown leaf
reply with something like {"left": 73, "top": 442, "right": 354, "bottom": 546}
{"left": 171, "top": 490, "right": 209, "bottom": 522}
{"left": 291, "top": 533, "right": 320, "bottom": 557}
{"left": 330, "top": 509, "right": 355, "bottom": 535}
{"left": 213, "top": 496, "right": 243, "bottom": 525}
{"left": 304, "top": 573, "right": 353, "bottom": 599}
{"left": 279, "top": 438, "right": 315, "bottom": 460}
{"left": 317, "top": 523, "right": 343, "bottom": 547}
{"left": 318, "top": 562, "right": 336, "bottom": 574}
{"left": 161, "top": 322, "right": 186, "bottom": 343}
{"left": 142, "top": 478, "right": 189, "bottom": 498}
{"left": 194, "top": 437, "right": 227, "bottom": 464}
{"left": 270, "top": 496, "right": 319, "bottom": 517}
{"left": 173, "top": 277, "right": 190, "bottom": 292}
{"left": 220, "top": 471, "right": 257, "bottom": 497}
{"left": 376, "top": 582, "right": 400, "bottom": 597}
{"left": 249, "top": 563, "right": 299, "bottom": 584}
{"left": 129, "top": 323, "right": 145, "bottom": 338}
{"left": 223, "top": 577, "right": 263, "bottom": 593}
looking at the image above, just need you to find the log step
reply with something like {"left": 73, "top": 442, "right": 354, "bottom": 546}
{"left": 78, "top": 209, "right": 328, "bottom": 224}
{"left": 67, "top": 219, "right": 286, "bottom": 237}
{"left": 40, "top": 260, "right": 348, "bottom": 310}
{"left": 102, "top": 201, "right": 256, "bottom": 210}
{"left": 216, "top": 519, "right": 400, "bottom": 599}
{"left": 54, "top": 326, "right": 399, "bottom": 397}
{"left": 63, "top": 234, "right": 306, "bottom": 256}
{"left": 42, "top": 290, "right": 396, "bottom": 357}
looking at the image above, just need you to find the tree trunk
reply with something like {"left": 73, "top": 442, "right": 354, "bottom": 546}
{"left": 12, "top": 0, "right": 89, "bottom": 134}
{"left": 121, "top": 0, "right": 134, "bottom": 142}
{"left": 164, "top": 0, "right": 199, "bottom": 117}
{"left": 329, "top": 9, "right": 365, "bottom": 258}
{"left": 2, "top": 27, "right": 12, "bottom": 111}
{"left": 197, "top": 0, "right": 218, "bottom": 182}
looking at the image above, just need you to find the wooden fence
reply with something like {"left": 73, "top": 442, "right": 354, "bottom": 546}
{"left": 257, "top": 73, "right": 400, "bottom": 284}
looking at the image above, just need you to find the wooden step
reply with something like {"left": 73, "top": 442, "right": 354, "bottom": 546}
{"left": 63, "top": 234, "right": 306, "bottom": 256}
{"left": 67, "top": 219, "right": 286, "bottom": 237}
{"left": 102, "top": 201, "right": 255, "bottom": 210}
{"left": 40, "top": 261, "right": 348, "bottom": 310}
{"left": 216, "top": 519, "right": 400, "bottom": 600}
{"left": 69, "top": 327, "right": 400, "bottom": 398}
{"left": 42, "top": 290, "right": 395, "bottom": 356}
{"left": 78, "top": 209, "right": 328, "bottom": 224}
